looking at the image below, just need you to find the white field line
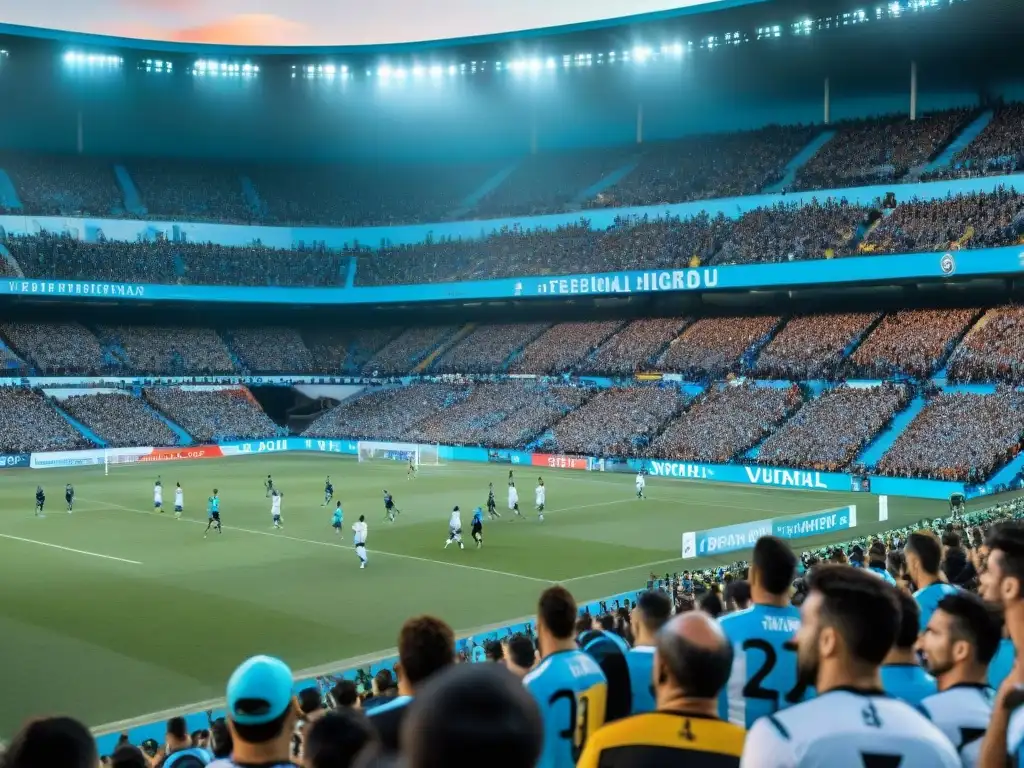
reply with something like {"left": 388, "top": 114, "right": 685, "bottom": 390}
{"left": 0, "top": 533, "right": 142, "bottom": 565}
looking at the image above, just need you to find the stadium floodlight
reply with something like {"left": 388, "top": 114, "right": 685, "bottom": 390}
{"left": 412, "top": 65, "right": 425, "bottom": 78}
{"left": 323, "top": 64, "right": 336, "bottom": 75}
{"left": 545, "top": 57, "right": 556, "bottom": 70}
{"left": 672, "top": 41, "right": 684, "bottom": 56}
{"left": 307, "top": 65, "right": 315, "bottom": 74}
{"left": 632, "top": 45, "right": 652, "bottom": 62}
{"left": 377, "top": 64, "right": 392, "bottom": 79}
{"left": 448, "top": 64, "right": 457, "bottom": 75}
{"left": 429, "top": 64, "right": 443, "bottom": 77}
{"left": 394, "top": 67, "right": 407, "bottom": 79}
{"left": 528, "top": 58, "right": 542, "bottom": 72}
{"left": 340, "top": 65, "right": 348, "bottom": 75}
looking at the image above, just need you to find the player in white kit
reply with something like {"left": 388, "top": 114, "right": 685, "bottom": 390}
{"left": 174, "top": 482, "right": 184, "bottom": 519}
{"left": 741, "top": 564, "right": 960, "bottom": 768}
{"left": 534, "top": 478, "right": 546, "bottom": 522}
{"left": 444, "top": 506, "right": 464, "bottom": 550}
{"left": 508, "top": 482, "right": 523, "bottom": 519}
{"left": 154, "top": 478, "right": 164, "bottom": 511}
{"left": 635, "top": 472, "right": 646, "bottom": 499}
{"left": 270, "top": 489, "right": 283, "bottom": 529}
{"left": 353, "top": 515, "right": 368, "bottom": 569}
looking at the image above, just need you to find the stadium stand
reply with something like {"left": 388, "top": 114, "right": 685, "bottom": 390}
{"left": 947, "top": 305, "right": 1024, "bottom": 384}
{"left": 792, "top": 108, "right": 976, "bottom": 190}
{"left": 753, "top": 312, "right": 879, "bottom": 380}
{"left": 302, "top": 383, "right": 460, "bottom": 440}
{"left": 846, "top": 308, "right": 980, "bottom": 379}
{"left": 228, "top": 327, "right": 315, "bottom": 374}
{"left": 0, "top": 387, "right": 95, "bottom": 453}
{"left": 584, "top": 317, "right": 690, "bottom": 376}
{"left": 431, "top": 323, "right": 550, "bottom": 375}
{"left": 58, "top": 393, "right": 182, "bottom": 448}
{"left": 301, "top": 327, "right": 401, "bottom": 375}
{"left": 649, "top": 383, "right": 802, "bottom": 463}
{"left": 510, "top": 320, "right": 624, "bottom": 375}
{"left": 874, "top": 388, "right": 1024, "bottom": 481}
{"left": 96, "top": 325, "right": 236, "bottom": 376}
{"left": 0, "top": 321, "right": 110, "bottom": 376}
{"left": 544, "top": 385, "right": 682, "bottom": 457}
{"left": 143, "top": 387, "right": 278, "bottom": 442}
{"left": 0, "top": 153, "right": 124, "bottom": 217}
{"left": 756, "top": 383, "right": 912, "bottom": 471}
{"left": 929, "top": 102, "right": 1024, "bottom": 178}
{"left": 362, "top": 327, "right": 459, "bottom": 376}
{"left": 659, "top": 315, "right": 780, "bottom": 380}
{"left": 127, "top": 159, "right": 252, "bottom": 222}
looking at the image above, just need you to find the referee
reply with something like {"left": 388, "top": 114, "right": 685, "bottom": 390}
{"left": 576, "top": 611, "right": 745, "bottom": 768}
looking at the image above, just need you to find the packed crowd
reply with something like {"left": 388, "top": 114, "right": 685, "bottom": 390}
{"left": 544, "top": 385, "right": 683, "bottom": 457}
{"left": 128, "top": 159, "right": 253, "bottom": 223}
{"left": 58, "top": 392, "right": 182, "bottom": 448}
{"left": 430, "top": 323, "right": 549, "bottom": 375}
{"left": 0, "top": 321, "right": 110, "bottom": 376}
{"left": 752, "top": 312, "right": 879, "bottom": 380}
{"left": 847, "top": 308, "right": 979, "bottom": 379}
{"left": 6, "top": 233, "right": 347, "bottom": 288}
{"left": 301, "top": 328, "right": 399, "bottom": 376}
{"left": 859, "top": 188, "right": 1024, "bottom": 254}
{"left": 229, "top": 327, "right": 315, "bottom": 374}
{"left": 510, "top": 321, "right": 624, "bottom": 375}
{"left": 0, "top": 152, "right": 125, "bottom": 217}
{"left": 0, "top": 387, "right": 95, "bottom": 453}
{"left": 659, "top": 315, "right": 780, "bottom": 380}
{"left": 947, "top": 305, "right": 1024, "bottom": 384}
{"left": 755, "top": 382, "right": 912, "bottom": 471}
{"left": 302, "top": 383, "right": 460, "bottom": 441}
{"left": 649, "top": 383, "right": 802, "bottom": 463}
{"left": 143, "top": 387, "right": 279, "bottom": 443}
{"left": 584, "top": 317, "right": 690, "bottom": 376}
{"left": 793, "top": 108, "right": 976, "bottom": 190}
{"left": 407, "top": 381, "right": 594, "bottom": 449}
{"left": 928, "top": 102, "right": 1024, "bottom": 179}
{"left": 874, "top": 388, "right": 1024, "bottom": 482}
{"left": 98, "top": 325, "right": 236, "bottom": 376}
{"left": 591, "top": 125, "right": 818, "bottom": 208}
{"left": 711, "top": 199, "right": 867, "bottom": 265}
{"left": 361, "top": 327, "right": 459, "bottom": 377}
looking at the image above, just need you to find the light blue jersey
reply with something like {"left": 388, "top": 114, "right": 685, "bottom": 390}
{"left": 869, "top": 565, "right": 897, "bottom": 586}
{"left": 524, "top": 649, "right": 607, "bottom": 768}
{"left": 624, "top": 646, "right": 656, "bottom": 715}
{"left": 718, "top": 603, "right": 808, "bottom": 728}
{"left": 332, "top": 508, "right": 343, "bottom": 526}
{"left": 207, "top": 495, "right": 219, "bottom": 516}
{"left": 914, "top": 582, "right": 958, "bottom": 632}
{"left": 881, "top": 664, "right": 937, "bottom": 706}
{"left": 988, "top": 637, "right": 1015, "bottom": 690}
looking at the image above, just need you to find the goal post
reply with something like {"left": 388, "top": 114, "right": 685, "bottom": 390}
{"left": 356, "top": 441, "right": 440, "bottom": 467}
{"left": 104, "top": 449, "right": 146, "bottom": 475}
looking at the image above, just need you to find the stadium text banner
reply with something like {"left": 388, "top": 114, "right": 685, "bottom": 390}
{"left": 531, "top": 453, "right": 590, "bottom": 470}
{"left": 681, "top": 505, "right": 857, "bottom": 559}
{"left": 0, "top": 452, "right": 30, "bottom": 468}
{"left": 3, "top": 247, "right": 1023, "bottom": 305}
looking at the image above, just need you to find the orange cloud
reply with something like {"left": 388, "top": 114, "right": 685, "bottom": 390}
{"left": 111, "top": 14, "right": 311, "bottom": 46}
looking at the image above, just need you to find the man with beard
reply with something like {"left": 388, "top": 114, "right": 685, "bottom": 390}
{"left": 916, "top": 591, "right": 999, "bottom": 767}
{"left": 740, "top": 565, "right": 959, "bottom": 768}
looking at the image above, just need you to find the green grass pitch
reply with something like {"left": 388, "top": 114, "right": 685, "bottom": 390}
{"left": 0, "top": 455, "right": 958, "bottom": 736}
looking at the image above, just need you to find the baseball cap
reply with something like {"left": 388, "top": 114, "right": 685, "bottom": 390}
{"left": 226, "top": 655, "right": 294, "bottom": 726}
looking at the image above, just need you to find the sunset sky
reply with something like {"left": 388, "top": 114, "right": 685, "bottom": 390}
{"left": 1, "top": 0, "right": 723, "bottom": 47}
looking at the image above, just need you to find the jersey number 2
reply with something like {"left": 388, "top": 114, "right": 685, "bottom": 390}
{"left": 742, "top": 639, "right": 807, "bottom": 708}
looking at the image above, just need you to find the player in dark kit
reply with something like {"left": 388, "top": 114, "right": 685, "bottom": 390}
{"left": 508, "top": 469, "right": 515, "bottom": 486}
{"left": 471, "top": 507, "right": 484, "bottom": 548}
{"left": 486, "top": 483, "right": 500, "bottom": 519}
{"left": 264, "top": 475, "right": 274, "bottom": 498}
{"left": 204, "top": 489, "right": 222, "bottom": 537}
{"left": 383, "top": 490, "right": 400, "bottom": 523}
{"left": 34, "top": 486, "right": 45, "bottom": 517}
{"left": 323, "top": 477, "right": 334, "bottom": 506}
{"left": 65, "top": 483, "right": 75, "bottom": 513}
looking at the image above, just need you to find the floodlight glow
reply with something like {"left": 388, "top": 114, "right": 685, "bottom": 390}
{"left": 528, "top": 58, "right": 542, "bottom": 72}
{"left": 429, "top": 65, "right": 443, "bottom": 77}
{"left": 412, "top": 65, "right": 425, "bottom": 78}
{"left": 448, "top": 64, "right": 457, "bottom": 75}
{"left": 545, "top": 57, "right": 556, "bottom": 70}
{"left": 324, "top": 64, "right": 336, "bottom": 75}
{"left": 673, "top": 42, "right": 684, "bottom": 55}
{"left": 340, "top": 65, "right": 348, "bottom": 74}
{"left": 377, "top": 64, "right": 392, "bottom": 79}
{"left": 632, "top": 46, "right": 652, "bottom": 62}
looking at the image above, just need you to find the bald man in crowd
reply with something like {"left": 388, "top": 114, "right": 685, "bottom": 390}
{"left": 576, "top": 611, "right": 746, "bottom": 768}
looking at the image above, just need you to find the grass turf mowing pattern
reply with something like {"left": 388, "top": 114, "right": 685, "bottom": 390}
{"left": 0, "top": 454, "right": 950, "bottom": 734}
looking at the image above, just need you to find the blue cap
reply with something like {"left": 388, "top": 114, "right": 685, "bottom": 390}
{"left": 226, "top": 655, "right": 294, "bottom": 725}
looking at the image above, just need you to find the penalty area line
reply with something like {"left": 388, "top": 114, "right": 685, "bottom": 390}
{"left": 0, "top": 533, "right": 143, "bottom": 565}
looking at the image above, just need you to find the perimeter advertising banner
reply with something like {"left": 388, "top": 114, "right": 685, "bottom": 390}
{"left": 682, "top": 505, "right": 857, "bottom": 559}
{"left": 531, "top": 453, "right": 590, "bottom": 470}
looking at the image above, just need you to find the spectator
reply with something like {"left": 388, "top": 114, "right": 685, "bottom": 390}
{"left": 208, "top": 720, "right": 232, "bottom": 762}
{"left": 60, "top": 393, "right": 181, "bottom": 448}
{"left": 362, "top": 327, "right": 459, "bottom": 376}
{"left": 0, "top": 716, "right": 98, "bottom": 768}
{"left": 229, "top": 328, "right": 314, "bottom": 374}
{"left": 0, "top": 322, "right": 109, "bottom": 376}
{"left": 328, "top": 682, "right": 360, "bottom": 711}
{"left": 928, "top": 103, "right": 1024, "bottom": 179}
{"left": 96, "top": 325, "right": 236, "bottom": 376}
{"left": 511, "top": 321, "right": 624, "bottom": 375}
{"left": 219, "top": 655, "right": 298, "bottom": 768}
{"left": 906, "top": 531, "right": 959, "bottom": 632}
{"left": 110, "top": 745, "right": 149, "bottom": 768}
{"left": 626, "top": 590, "right": 673, "bottom": 715}
{"left": 501, "top": 635, "right": 538, "bottom": 679}
{"left": 0, "top": 152, "right": 125, "bottom": 217}
{"left": 947, "top": 305, "right": 1024, "bottom": 384}
{"left": 144, "top": 387, "right": 278, "bottom": 443}
{"left": 754, "top": 313, "right": 879, "bottom": 380}
{"left": 156, "top": 716, "right": 211, "bottom": 768}
{"left": 366, "top": 616, "right": 456, "bottom": 753}
{"left": 660, "top": 316, "right": 780, "bottom": 380}
{"left": 0, "top": 387, "right": 95, "bottom": 453}
{"left": 303, "top": 329, "right": 399, "bottom": 376}
{"left": 585, "top": 318, "right": 689, "bottom": 376}
{"left": 881, "top": 590, "right": 937, "bottom": 706}
{"left": 301, "top": 710, "right": 376, "bottom": 768}
{"left": 402, "top": 665, "right": 543, "bottom": 768}
{"left": 848, "top": 309, "right": 978, "bottom": 380}
{"left": 432, "top": 323, "right": 549, "bottom": 375}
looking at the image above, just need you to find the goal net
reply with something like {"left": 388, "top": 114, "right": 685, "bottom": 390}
{"left": 357, "top": 441, "right": 440, "bottom": 467}
{"left": 104, "top": 449, "right": 146, "bottom": 475}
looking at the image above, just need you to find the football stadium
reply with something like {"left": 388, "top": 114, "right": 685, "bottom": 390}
{"left": 2, "top": 0, "right": 1024, "bottom": 764}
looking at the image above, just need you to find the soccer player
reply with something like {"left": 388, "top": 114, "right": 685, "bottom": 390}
{"left": 34, "top": 486, "right": 45, "bottom": 517}
{"left": 353, "top": 515, "right": 368, "bottom": 568}
{"left": 881, "top": 590, "right": 937, "bottom": 705}
{"left": 204, "top": 489, "right": 221, "bottom": 538}
{"left": 635, "top": 471, "right": 646, "bottom": 500}
{"left": 719, "top": 536, "right": 806, "bottom": 728}
{"left": 740, "top": 565, "right": 960, "bottom": 768}
{"left": 508, "top": 469, "right": 515, "bottom": 486}
{"left": 471, "top": 506, "right": 484, "bottom": 548}
{"left": 487, "top": 482, "right": 500, "bottom": 519}
{"left": 332, "top": 501, "right": 343, "bottom": 535}
{"left": 508, "top": 482, "right": 523, "bottom": 519}
{"left": 154, "top": 478, "right": 164, "bottom": 512}
{"left": 407, "top": 457, "right": 416, "bottom": 480}
{"left": 917, "top": 591, "right": 1000, "bottom": 767}
{"left": 270, "top": 489, "right": 283, "bottom": 530}
{"left": 626, "top": 590, "right": 673, "bottom": 715}
{"left": 264, "top": 474, "right": 274, "bottom": 498}
{"left": 173, "top": 482, "right": 184, "bottom": 519}
{"left": 906, "top": 530, "right": 958, "bottom": 631}
{"left": 535, "top": 477, "right": 546, "bottom": 522}
{"left": 444, "top": 506, "right": 464, "bottom": 550}
{"left": 383, "top": 490, "right": 399, "bottom": 523}
{"left": 577, "top": 612, "right": 745, "bottom": 768}
{"left": 524, "top": 586, "right": 607, "bottom": 768}
{"left": 65, "top": 483, "right": 74, "bottom": 513}
{"left": 323, "top": 476, "right": 334, "bottom": 506}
